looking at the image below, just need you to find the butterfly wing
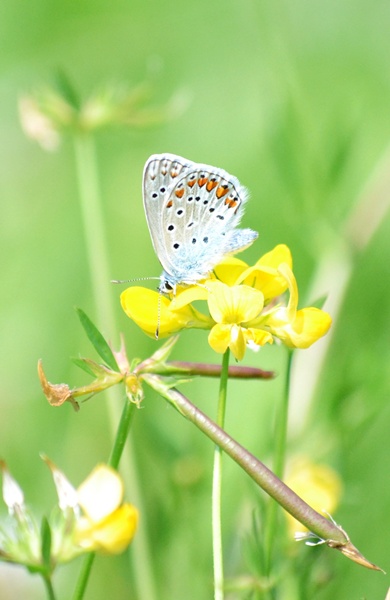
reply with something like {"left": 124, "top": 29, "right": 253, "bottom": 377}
{"left": 158, "top": 161, "right": 258, "bottom": 284}
{"left": 143, "top": 153, "right": 258, "bottom": 288}
{"left": 143, "top": 154, "right": 194, "bottom": 276}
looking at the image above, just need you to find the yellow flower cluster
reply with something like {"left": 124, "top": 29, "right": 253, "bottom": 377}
{"left": 285, "top": 457, "right": 342, "bottom": 537}
{"left": 121, "top": 245, "right": 332, "bottom": 361}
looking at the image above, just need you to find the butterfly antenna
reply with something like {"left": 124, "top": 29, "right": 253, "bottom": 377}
{"left": 111, "top": 277, "right": 161, "bottom": 284}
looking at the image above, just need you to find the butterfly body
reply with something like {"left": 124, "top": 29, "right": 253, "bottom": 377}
{"left": 143, "top": 153, "right": 258, "bottom": 293}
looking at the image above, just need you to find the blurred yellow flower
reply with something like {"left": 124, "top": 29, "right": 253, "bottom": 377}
{"left": 0, "top": 459, "right": 139, "bottom": 570}
{"left": 120, "top": 244, "right": 332, "bottom": 359}
{"left": 75, "top": 465, "right": 138, "bottom": 554}
{"left": 285, "top": 457, "right": 342, "bottom": 537}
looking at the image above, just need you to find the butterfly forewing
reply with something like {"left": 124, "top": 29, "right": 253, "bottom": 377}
{"left": 143, "top": 154, "right": 193, "bottom": 273}
{"left": 143, "top": 153, "right": 258, "bottom": 289}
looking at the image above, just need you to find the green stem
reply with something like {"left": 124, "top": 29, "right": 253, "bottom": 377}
{"left": 73, "top": 133, "right": 116, "bottom": 337}
{"left": 273, "top": 350, "right": 293, "bottom": 479}
{"left": 72, "top": 554, "right": 95, "bottom": 600}
{"left": 264, "top": 349, "right": 293, "bottom": 574}
{"left": 72, "top": 133, "right": 157, "bottom": 600}
{"left": 109, "top": 399, "right": 137, "bottom": 469}
{"left": 73, "top": 399, "right": 136, "bottom": 600}
{"left": 42, "top": 575, "right": 57, "bottom": 600}
{"left": 212, "top": 349, "right": 230, "bottom": 600}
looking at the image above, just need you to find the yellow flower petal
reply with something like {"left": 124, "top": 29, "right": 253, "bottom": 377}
{"left": 237, "top": 245, "right": 293, "bottom": 299}
{"left": 257, "top": 244, "right": 292, "bottom": 270}
{"left": 213, "top": 256, "right": 249, "bottom": 285}
{"left": 229, "top": 324, "right": 247, "bottom": 361}
{"left": 207, "top": 281, "right": 264, "bottom": 324}
{"left": 208, "top": 323, "right": 231, "bottom": 355}
{"left": 246, "top": 327, "right": 274, "bottom": 347}
{"left": 263, "top": 262, "right": 331, "bottom": 348}
{"left": 170, "top": 284, "right": 209, "bottom": 310}
{"left": 278, "top": 262, "right": 298, "bottom": 320}
{"left": 76, "top": 503, "right": 138, "bottom": 554}
{"left": 120, "top": 287, "right": 212, "bottom": 337}
{"left": 77, "top": 465, "right": 123, "bottom": 522}
{"left": 268, "top": 306, "right": 332, "bottom": 348}
{"left": 208, "top": 323, "right": 246, "bottom": 360}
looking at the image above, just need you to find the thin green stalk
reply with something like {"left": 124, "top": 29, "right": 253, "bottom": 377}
{"left": 212, "top": 349, "right": 230, "bottom": 600}
{"left": 264, "top": 349, "right": 293, "bottom": 575}
{"left": 73, "top": 398, "right": 136, "bottom": 600}
{"left": 72, "top": 133, "right": 157, "bottom": 600}
{"left": 273, "top": 350, "right": 293, "bottom": 479}
{"left": 42, "top": 575, "right": 57, "bottom": 600}
{"left": 72, "top": 554, "right": 95, "bottom": 600}
{"left": 73, "top": 133, "right": 116, "bottom": 337}
{"left": 109, "top": 399, "right": 137, "bottom": 469}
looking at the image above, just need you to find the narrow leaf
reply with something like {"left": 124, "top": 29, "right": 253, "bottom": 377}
{"left": 71, "top": 357, "right": 98, "bottom": 377}
{"left": 75, "top": 308, "right": 119, "bottom": 372}
{"left": 53, "top": 69, "right": 80, "bottom": 109}
{"left": 41, "top": 517, "right": 52, "bottom": 570}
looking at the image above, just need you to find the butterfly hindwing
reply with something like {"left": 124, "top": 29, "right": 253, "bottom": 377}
{"left": 143, "top": 153, "right": 258, "bottom": 290}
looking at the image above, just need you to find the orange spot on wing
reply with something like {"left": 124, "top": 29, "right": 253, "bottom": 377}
{"left": 166, "top": 200, "right": 173, "bottom": 208}
{"left": 206, "top": 180, "right": 218, "bottom": 192}
{"left": 175, "top": 188, "right": 184, "bottom": 198}
{"left": 216, "top": 186, "right": 229, "bottom": 199}
{"left": 198, "top": 177, "right": 208, "bottom": 187}
{"left": 188, "top": 179, "right": 196, "bottom": 188}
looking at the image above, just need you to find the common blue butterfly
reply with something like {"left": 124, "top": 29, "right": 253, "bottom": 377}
{"left": 143, "top": 153, "right": 258, "bottom": 294}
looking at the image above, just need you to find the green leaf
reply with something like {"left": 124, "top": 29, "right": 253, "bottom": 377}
{"left": 53, "top": 69, "right": 81, "bottom": 110}
{"left": 71, "top": 357, "right": 98, "bottom": 377}
{"left": 75, "top": 308, "right": 119, "bottom": 372}
{"left": 41, "top": 517, "right": 52, "bottom": 570}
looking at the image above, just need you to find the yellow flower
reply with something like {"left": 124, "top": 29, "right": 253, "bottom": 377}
{"left": 75, "top": 465, "right": 138, "bottom": 554}
{"left": 206, "top": 281, "right": 273, "bottom": 360}
{"left": 120, "top": 286, "right": 212, "bottom": 338}
{"left": 120, "top": 244, "right": 331, "bottom": 359}
{"left": 264, "top": 263, "right": 332, "bottom": 348}
{"left": 285, "top": 457, "right": 342, "bottom": 537}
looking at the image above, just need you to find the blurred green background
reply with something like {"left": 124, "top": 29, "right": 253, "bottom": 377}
{"left": 1, "top": 0, "right": 390, "bottom": 598}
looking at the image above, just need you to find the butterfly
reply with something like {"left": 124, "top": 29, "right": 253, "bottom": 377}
{"left": 143, "top": 153, "right": 258, "bottom": 294}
